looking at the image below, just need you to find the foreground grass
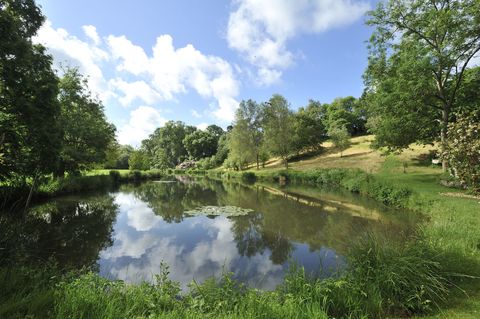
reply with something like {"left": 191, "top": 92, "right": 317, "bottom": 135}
{"left": 1, "top": 233, "right": 452, "bottom": 319}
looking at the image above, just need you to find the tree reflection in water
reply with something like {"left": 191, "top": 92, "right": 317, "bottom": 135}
{"left": 0, "top": 194, "right": 118, "bottom": 269}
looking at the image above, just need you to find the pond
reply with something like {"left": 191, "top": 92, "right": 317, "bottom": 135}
{"left": 0, "top": 176, "right": 418, "bottom": 290}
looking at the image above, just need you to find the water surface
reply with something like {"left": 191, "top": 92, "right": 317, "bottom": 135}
{"left": 1, "top": 177, "right": 417, "bottom": 290}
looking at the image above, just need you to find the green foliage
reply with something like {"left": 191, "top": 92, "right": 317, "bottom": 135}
{"left": 0, "top": 0, "right": 61, "bottom": 179}
{"left": 347, "top": 234, "right": 448, "bottom": 316}
{"left": 142, "top": 121, "right": 196, "bottom": 169}
{"left": 129, "top": 149, "right": 150, "bottom": 171}
{"left": 227, "top": 118, "right": 255, "bottom": 170}
{"left": 442, "top": 110, "right": 480, "bottom": 193}
{"left": 104, "top": 143, "right": 133, "bottom": 169}
{"left": 365, "top": 0, "right": 480, "bottom": 154}
{"left": 55, "top": 266, "right": 181, "bottom": 319}
{"left": 56, "top": 68, "right": 115, "bottom": 176}
{"left": 219, "top": 168, "right": 412, "bottom": 208}
{"left": 213, "top": 133, "right": 229, "bottom": 166}
{"left": 37, "top": 175, "right": 112, "bottom": 196}
{"left": 292, "top": 100, "right": 327, "bottom": 153}
{"left": 328, "top": 125, "right": 351, "bottom": 157}
{"left": 183, "top": 129, "right": 220, "bottom": 160}
{"left": 0, "top": 233, "right": 452, "bottom": 319}
{"left": 0, "top": 265, "right": 58, "bottom": 319}
{"left": 196, "top": 156, "right": 217, "bottom": 170}
{"left": 263, "top": 95, "right": 295, "bottom": 169}
{"left": 227, "top": 99, "right": 264, "bottom": 170}
{"left": 323, "top": 96, "right": 366, "bottom": 136}
{"left": 240, "top": 171, "right": 256, "bottom": 184}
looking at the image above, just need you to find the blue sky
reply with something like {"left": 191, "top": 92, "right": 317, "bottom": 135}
{"left": 34, "top": 0, "right": 375, "bottom": 146}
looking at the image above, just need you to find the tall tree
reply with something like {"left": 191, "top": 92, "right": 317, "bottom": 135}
{"left": 143, "top": 121, "right": 196, "bottom": 169}
{"left": 239, "top": 100, "right": 264, "bottom": 169}
{"left": 183, "top": 129, "right": 218, "bottom": 160}
{"left": 104, "top": 142, "right": 133, "bottom": 169}
{"left": 227, "top": 100, "right": 264, "bottom": 169}
{"left": 293, "top": 99, "right": 327, "bottom": 153}
{"left": 227, "top": 117, "right": 255, "bottom": 170}
{"left": 365, "top": 0, "right": 480, "bottom": 171}
{"left": 328, "top": 125, "right": 351, "bottom": 158}
{"left": 324, "top": 97, "right": 366, "bottom": 136}
{"left": 56, "top": 68, "right": 115, "bottom": 176}
{"left": 263, "top": 95, "right": 294, "bottom": 169}
{"left": 0, "top": 0, "right": 61, "bottom": 181}
{"left": 129, "top": 149, "right": 150, "bottom": 171}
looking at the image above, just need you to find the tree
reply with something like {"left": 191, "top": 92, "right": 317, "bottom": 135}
{"left": 293, "top": 99, "right": 327, "bottom": 153}
{"left": 128, "top": 149, "right": 150, "bottom": 170}
{"left": 227, "top": 117, "right": 255, "bottom": 170}
{"left": 329, "top": 125, "right": 351, "bottom": 158}
{"left": 323, "top": 97, "right": 366, "bottom": 136}
{"left": 442, "top": 110, "right": 480, "bottom": 194}
{"left": 227, "top": 100, "right": 264, "bottom": 169}
{"left": 456, "top": 66, "right": 480, "bottom": 112}
{"left": 0, "top": 0, "right": 61, "bottom": 181}
{"left": 365, "top": 0, "right": 480, "bottom": 171}
{"left": 183, "top": 129, "right": 218, "bottom": 160}
{"left": 56, "top": 68, "right": 115, "bottom": 176}
{"left": 104, "top": 143, "right": 133, "bottom": 169}
{"left": 263, "top": 95, "right": 295, "bottom": 169}
{"left": 214, "top": 133, "right": 229, "bottom": 166}
{"left": 205, "top": 124, "right": 224, "bottom": 140}
{"left": 142, "top": 121, "right": 196, "bottom": 169}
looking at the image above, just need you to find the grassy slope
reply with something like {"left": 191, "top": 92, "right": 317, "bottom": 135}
{"left": 237, "top": 135, "right": 480, "bottom": 318}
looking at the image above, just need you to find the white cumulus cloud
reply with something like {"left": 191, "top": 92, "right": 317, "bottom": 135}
{"left": 33, "top": 20, "right": 242, "bottom": 145}
{"left": 34, "top": 20, "right": 112, "bottom": 101}
{"left": 82, "top": 25, "right": 101, "bottom": 45}
{"left": 108, "top": 34, "right": 240, "bottom": 121}
{"left": 227, "top": 0, "right": 369, "bottom": 85}
{"left": 109, "top": 78, "right": 162, "bottom": 107}
{"left": 117, "top": 106, "right": 166, "bottom": 146}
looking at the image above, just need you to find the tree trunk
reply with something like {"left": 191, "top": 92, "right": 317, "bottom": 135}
{"left": 24, "top": 172, "right": 38, "bottom": 213}
{"left": 256, "top": 153, "right": 259, "bottom": 170}
{"left": 284, "top": 157, "right": 288, "bottom": 169}
{"left": 441, "top": 108, "right": 449, "bottom": 172}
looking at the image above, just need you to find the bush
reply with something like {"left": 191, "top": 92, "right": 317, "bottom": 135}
{"left": 241, "top": 172, "right": 256, "bottom": 184}
{"left": 109, "top": 170, "right": 121, "bottom": 185}
{"left": 442, "top": 110, "right": 480, "bottom": 194}
{"left": 196, "top": 156, "right": 218, "bottom": 170}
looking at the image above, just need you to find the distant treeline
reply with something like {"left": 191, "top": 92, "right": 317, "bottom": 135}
{"left": 110, "top": 95, "right": 367, "bottom": 171}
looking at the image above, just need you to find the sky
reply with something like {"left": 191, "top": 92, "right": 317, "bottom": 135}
{"left": 34, "top": 0, "right": 376, "bottom": 146}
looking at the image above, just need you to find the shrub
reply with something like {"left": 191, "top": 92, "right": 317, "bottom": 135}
{"left": 109, "top": 170, "right": 121, "bottom": 185}
{"left": 241, "top": 172, "right": 256, "bottom": 184}
{"left": 442, "top": 110, "right": 480, "bottom": 194}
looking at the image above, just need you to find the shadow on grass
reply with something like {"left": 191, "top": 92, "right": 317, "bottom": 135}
{"left": 427, "top": 247, "right": 480, "bottom": 317}
{"left": 288, "top": 148, "right": 325, "bottom": 162}
{"left": 337, "top": 151, "right": 374, "bottom": 159}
